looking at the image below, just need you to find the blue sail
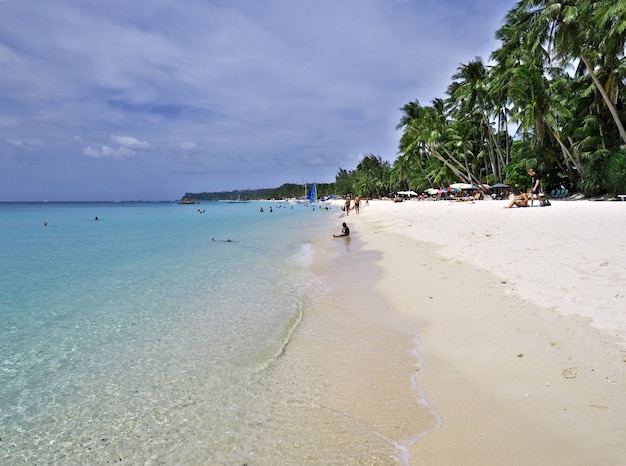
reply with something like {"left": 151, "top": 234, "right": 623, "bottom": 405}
{"left": 307, "top": 182, "right": 317, "bottom": 203}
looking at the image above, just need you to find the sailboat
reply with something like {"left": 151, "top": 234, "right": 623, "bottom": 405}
{"left": 307, "top": 182, "right": 317, "bottom": 204}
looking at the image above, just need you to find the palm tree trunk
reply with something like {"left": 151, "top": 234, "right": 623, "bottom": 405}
{"left": 427, "top": 147, "right": 469, "bottom": 182}
{"left": 477, "top": 99, "right": 504, "bottom": 178}
{"left": 434, "top": 146, "right": 483, "bottom": 186}
{"left": 580, "top": 53, "right": 626, "bottom": 145}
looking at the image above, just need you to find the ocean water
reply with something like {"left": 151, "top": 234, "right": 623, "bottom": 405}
{"left": 0, "top": 201, "right": 341, "bottom": 464}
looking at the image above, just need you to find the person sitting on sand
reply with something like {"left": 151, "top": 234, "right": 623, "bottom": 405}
{"left": 333, "top": 222, "right": 350, "bottom": 237}
{"left": 506, "top": 191, "right": 529, "bottom": 208}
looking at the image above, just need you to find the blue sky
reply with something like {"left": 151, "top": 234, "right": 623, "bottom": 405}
{"left": 0, "top": 0, "right": 517, "bottom": 201}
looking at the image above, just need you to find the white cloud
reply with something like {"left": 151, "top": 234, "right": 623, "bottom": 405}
{"left": 179, "top": 142, "right": 197, "bottom": 151}
{"left": 111, "top": 135, "right": 153, "bottom": 150}
{"left": 7, "top": 138, "right": 43, "bottom": 149}
{"left": 83, "top": 144, "right": 135, "bottom": 160}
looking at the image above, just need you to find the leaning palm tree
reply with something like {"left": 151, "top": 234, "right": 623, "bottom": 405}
{"left": 506, "top": 0, "right": 626, "bottom": 145}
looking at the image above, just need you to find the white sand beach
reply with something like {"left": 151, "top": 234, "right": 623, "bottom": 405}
{"left": 354, "top": 198, "right": 626, "bottom": 343}
{"left": 314, "top": 198, "right": 626, "bottom": 465}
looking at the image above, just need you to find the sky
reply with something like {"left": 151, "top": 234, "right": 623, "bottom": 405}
{"left": 0, "top": 0, "right": 518, "bottom": 201}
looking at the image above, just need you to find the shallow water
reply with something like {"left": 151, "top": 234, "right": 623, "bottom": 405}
{"left": 0, "top": 202, "right": 324, "bottom": 462}
{"left": 0, "top": 201, "right": 438, "bottom": 464}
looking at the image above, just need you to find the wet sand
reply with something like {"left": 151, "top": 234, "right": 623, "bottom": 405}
{"left": 262, "top": 231, "right": 439, "bottom": 465}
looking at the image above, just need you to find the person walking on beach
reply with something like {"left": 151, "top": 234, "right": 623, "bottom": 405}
{"left": 354, "top": 196, "right": 360, "bottom": 214}
{"left": 344, "top": 198, "right": 351, "bottom": 216}
{"left": 528, "top": 169, "right": 542, "bottom": 206}
{"left": 333, "top": 222, "right": 350, "bottom": 237}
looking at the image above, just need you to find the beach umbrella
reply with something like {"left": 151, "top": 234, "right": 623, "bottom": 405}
{"left": 424, "top": 188, "right": 439, "bottom": 195}
{"left": 491, "top": 183, "right": 509, "bottom": 188}
{"left": 397, "top": 190, "right": 418, "bottom": 196}
{"left": 449, "top": 183, "right": 474, "bottom": 190}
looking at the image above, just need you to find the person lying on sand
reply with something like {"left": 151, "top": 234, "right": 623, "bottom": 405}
{"left": 506, "top": 191, "right": 529, "bottom": 208}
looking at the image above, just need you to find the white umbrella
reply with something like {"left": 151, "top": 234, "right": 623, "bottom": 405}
{"left": 397, "top": 190, "right": 418, "bottom": 196}
{"left": 449, "top": 183, "right": 474, "bottom": 190}
{"left": 424, "top": 188, "right": 439, "bottom": 195}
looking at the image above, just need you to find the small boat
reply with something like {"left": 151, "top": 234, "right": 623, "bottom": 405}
{"left": 226, "top": 195, "right": 251, "bottom": 203}
{"left": 178, "top": 198, "right": 197, "bottom": 205}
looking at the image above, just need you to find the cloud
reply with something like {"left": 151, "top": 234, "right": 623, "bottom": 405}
{"left": 83, "top": 144, "right": 135, "bottom": 160}
{"left": 179, "top": 142, "right": 197, "bottom": 151}
{"left": 7, "top": 138, "right": 43, "bottom": 149}
{"left": 0, "top": 0, "right": 518, "bottom": 201}
{"left": 111, "top": 135, "right": 153, "bottom": 150}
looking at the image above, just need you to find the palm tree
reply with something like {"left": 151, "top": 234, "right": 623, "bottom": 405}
{"left": 508, "top": 0, "right": 626, "bottom": 144}
{"left": 448, "top": 57, "right": 506, "bottom": 181}
{"left": 354, "top": 154, "right": 391, "bottom": 198}
{"left": 390, "top": 153, "right": 414, "bottom": 191}
{"left": 396, "top": 99, "right": 422, "bottom": 130}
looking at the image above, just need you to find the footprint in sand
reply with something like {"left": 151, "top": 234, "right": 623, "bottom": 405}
{"left": 562, "top": 367, "right": 577, "bottom": 379}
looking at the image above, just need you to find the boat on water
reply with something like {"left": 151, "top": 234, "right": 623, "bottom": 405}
{"left": 178, "top": 198, "right": 197, "bottom": 205}
{"left": 307, "top": 182, "right": 317, "bottom": 203}
{"left": 226, "top": 195, "right": 251, "bottom": 203}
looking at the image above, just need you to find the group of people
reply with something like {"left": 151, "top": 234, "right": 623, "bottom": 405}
{"left": 343, "top": 196, "right": 368, "bottom": 215}
{"left": 506, "top": 169, "right": 551, "bottom": 208}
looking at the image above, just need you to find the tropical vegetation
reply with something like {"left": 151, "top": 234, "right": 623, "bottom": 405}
{"left": 336, "top": 0, "right": 626, "bottom": 198}
{"left": 184, "top": 183, "right": 336, "bottom": 201}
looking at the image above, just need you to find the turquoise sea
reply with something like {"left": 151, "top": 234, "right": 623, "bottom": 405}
{"left": 0, "top": 201, "right": 344, "bottom": 464}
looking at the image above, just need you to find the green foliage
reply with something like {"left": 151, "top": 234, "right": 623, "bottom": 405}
{"left": 184, "top": 182, "right": 337, "bottom": 201}
{"left": 334, "top": 154, "right": 392, "bottom": 197}
{"left": 376, "top": 0, "right": 626, "bottom": 197}
{"left": 605, "top": 150, "right": 626, "bottom": 194}
{"left": 580, "top": 149, "right": 626, "bottom": 196}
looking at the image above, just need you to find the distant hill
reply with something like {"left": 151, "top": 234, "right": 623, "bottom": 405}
{"left": 183, "top": 182, "right": 336, "bottom": 201}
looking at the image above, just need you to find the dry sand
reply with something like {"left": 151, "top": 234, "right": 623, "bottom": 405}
{"left": 325, "top": 198, "right": 626, "bottom": 465}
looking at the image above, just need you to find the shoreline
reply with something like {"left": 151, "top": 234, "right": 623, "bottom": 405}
{"left": 266, "top": 225, "right": 441, "bottom": 464}
{"left": 316, "top": 199, "right": 626, "bottom": 464}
